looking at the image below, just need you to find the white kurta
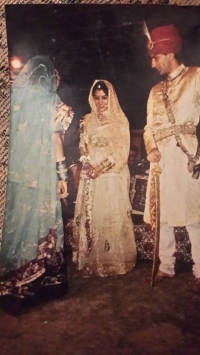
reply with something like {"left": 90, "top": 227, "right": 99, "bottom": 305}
{"left": 144, "top": 64, "right": 200, "bottom": 226}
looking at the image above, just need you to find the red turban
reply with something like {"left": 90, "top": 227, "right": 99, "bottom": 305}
{"left": 147, "top": 24, "right": 182, "bottom": 56}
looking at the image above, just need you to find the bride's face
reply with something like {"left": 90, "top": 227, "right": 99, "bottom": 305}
{"left": 93, "top": 89, "right": 108, "bottom": 113}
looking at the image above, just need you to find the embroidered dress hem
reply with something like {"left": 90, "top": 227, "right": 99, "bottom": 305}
{"left": 0, "top": 229, "right": 67, "bottom": 298}
{"left": 79, "top": 261, "right": 135, "bottom": 278}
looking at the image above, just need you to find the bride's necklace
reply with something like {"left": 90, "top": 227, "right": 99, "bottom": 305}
{"left": 97, "top": 111, "right": 109, "bottom": 125}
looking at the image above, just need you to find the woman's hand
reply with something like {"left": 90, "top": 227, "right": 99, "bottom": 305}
{"left": 88, "top": 165, "right": 103, "bottom": 179}
{"left": 147, "top": 148, "right": 161, "bottom": 163}
{"left": 83, "top": 162, "right": 96, "bottom": 179}
{"left": 57, "top": 181, "right": 68, "bottom": 198}
{"left": 94, "top": 164, "right": 102, "bottom": 177}
{"left": 83, "top": 162, "right": 103, "bottom": 179}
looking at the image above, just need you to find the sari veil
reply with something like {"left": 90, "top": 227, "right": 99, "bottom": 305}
{"left": 0, "top": 56, "right": 64, "bottom": 282}
{"left": 88, "top": 80, "right": 130, "bottom": 173}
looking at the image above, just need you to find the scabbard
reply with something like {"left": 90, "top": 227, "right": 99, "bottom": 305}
{"left": 150, "top": 164, "right": 162, "bottom": 288}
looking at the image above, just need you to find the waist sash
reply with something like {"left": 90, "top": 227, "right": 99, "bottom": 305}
{"left": 154, "top": 123, "right": 196, "bottom": 143}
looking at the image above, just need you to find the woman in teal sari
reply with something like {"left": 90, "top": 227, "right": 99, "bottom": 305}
{"left": 0, "top": 56, "right": 73, "bottom": 299}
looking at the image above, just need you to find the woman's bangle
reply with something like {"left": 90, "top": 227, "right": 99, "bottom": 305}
{"left": 68, "top": 160, "right": 77, "bottom": 170}
{"left": 99, "top": 157, "right": 115, "bottom": 173}
{"left": 56, "top": 159, "right": 68, "bottom": 181}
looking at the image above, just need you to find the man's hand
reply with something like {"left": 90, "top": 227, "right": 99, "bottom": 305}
{"left": 147, "top": 148, "right": 161, "bottom": 163}
{"left": 57, "top": 181, "right": 68, "bottom": 198}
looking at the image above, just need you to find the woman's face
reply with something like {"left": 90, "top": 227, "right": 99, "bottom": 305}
{"left": 93, "top": 89, "right": 108, "bottom": 113}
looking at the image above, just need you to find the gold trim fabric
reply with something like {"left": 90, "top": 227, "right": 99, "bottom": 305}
{"left": 0, "top": 0, "right": 199, "bottom": 242}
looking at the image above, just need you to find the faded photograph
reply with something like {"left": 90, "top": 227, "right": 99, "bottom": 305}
{"left": 1, "top": 4, "right": 200, "bottom": 302}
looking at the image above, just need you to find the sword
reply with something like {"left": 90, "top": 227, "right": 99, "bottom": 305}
{"left": 150, "top": 163, "right": 162, "bottom": 288}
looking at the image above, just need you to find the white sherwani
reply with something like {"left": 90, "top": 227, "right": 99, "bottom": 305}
{"left": 144, "top": 64, "right": 200, "bottom": 227}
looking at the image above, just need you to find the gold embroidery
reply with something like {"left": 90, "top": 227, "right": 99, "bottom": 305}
{"left": 13, "top": 104, "right": 20, "bottom": 111}
{"left": 104, "top": 240, "right": 110, "bottom": 252}
{"left": 154, "top": 123, "right": 196, "bottom": 143}
{"left": 99, "top": 157, "right": 115, "bottom": 173}
{"left": 81, "top": 261, "right": 134, "bottom": 278}
{"left": 54, "top": 101, "right": 74, "bottom": 132}
{"left": 88, "top": 135, "right": 109, "bottom": 148}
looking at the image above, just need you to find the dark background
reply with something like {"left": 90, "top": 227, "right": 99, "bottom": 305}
{"left": 5, "top": 4, "right": 200, "bottom": 132}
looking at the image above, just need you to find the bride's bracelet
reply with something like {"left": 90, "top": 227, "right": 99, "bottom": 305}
{"left": 56, "top": 159, "right": 68, "bottom": 181}
{"left": 99, "top": 157, "right": 115, "bottom": 173}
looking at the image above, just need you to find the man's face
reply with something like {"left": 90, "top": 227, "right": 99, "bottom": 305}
{"left": 151, "top": 54, "right": 172, "bottom": 75}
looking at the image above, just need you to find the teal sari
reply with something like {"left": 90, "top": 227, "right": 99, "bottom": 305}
{"left": 0, "top": 56, "right": 69, "bottom": 298}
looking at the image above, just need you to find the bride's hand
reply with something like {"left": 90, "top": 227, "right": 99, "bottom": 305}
{"left": 94, "top": 165, "right": 102, "bottom": 177}
{"left": 84, "top": 162, "right": 97, "bottom": 179}
{"left": 88, "top": 165, "right": 102, "bottom": 179}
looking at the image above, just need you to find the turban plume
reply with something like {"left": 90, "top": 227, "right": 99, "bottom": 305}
{"left": 147, "top": 24, "right": 182, "bottom": 56}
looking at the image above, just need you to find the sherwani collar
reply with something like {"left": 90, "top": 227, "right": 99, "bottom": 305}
{"left": 168, "top": 63, "right": 186, "bottom": 80}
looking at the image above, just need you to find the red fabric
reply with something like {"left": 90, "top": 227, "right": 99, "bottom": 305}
{"left": 147, "top": 24, "right": 182, "bottom": 56}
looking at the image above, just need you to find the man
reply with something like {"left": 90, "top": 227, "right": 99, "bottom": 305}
{"left": 143, "top": 24, "right": 200, "bottom": 292}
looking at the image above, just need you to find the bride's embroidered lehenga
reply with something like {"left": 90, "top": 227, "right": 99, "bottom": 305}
{"left": 73, "top": 80, "right": 137, "bottom": 277}
{"left": 0, "top": 56, "right": 73, "bottom": 298}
